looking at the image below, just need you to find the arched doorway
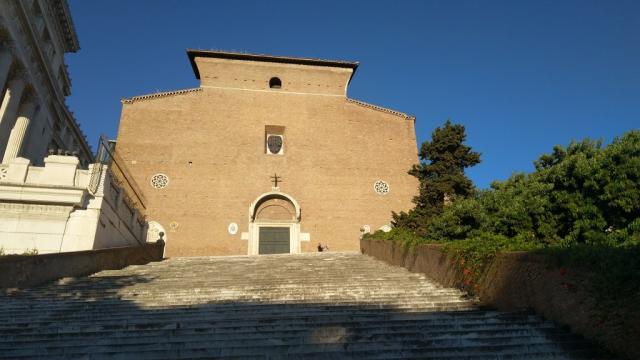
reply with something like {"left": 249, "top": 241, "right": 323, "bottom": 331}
{"left": 247, "top": 191, "right": 303, "bottom": 255}
{"left": 146, "top": 221, "right": 167, "bottom": 243}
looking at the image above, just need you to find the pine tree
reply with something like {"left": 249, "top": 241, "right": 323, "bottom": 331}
{"left": 393, "top": 120, "right": 481, "bottom": 234}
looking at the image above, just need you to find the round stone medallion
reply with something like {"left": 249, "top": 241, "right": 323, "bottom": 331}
{"left": 228, "top": 222, "right": 239, "bottom": 235}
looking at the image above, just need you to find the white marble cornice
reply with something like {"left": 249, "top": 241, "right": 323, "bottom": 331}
{"left": 0, "top": 183, "right": 86, "bottom": 206}
{"left": 0, "top": 201, "right": 72, "bottom": 218}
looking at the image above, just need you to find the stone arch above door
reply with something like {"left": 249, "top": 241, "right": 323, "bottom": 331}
{"left": 249, "top": 191, "right": 301, "bottom": 222}
{"left": 255, "top": 197, "right": 296, "bottom": 221}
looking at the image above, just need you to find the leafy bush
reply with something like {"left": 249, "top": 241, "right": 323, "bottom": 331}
{"left": 363, "top": 228, "right": 425, "bottom": 248}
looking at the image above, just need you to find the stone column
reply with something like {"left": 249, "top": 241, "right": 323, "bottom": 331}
{"left": 2, "top": 116, "right": 30, "bottom": 163}
{"left": 2, "top": 101, "right": 35, "bottom": 163}
{"left": 0, "top": 78, "right": 26, "bottom": 158}
{"left": 0, "top": 78, "right": 25, "bottom": 129}
{"left": 0, "top": 50, "right": 12, "bottom": 96}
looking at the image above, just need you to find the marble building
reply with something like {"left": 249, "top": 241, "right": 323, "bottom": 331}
{"left": 0, "top": 1, "right": 149, "bottom": 254}
{"left": 0, "top": 0, "right": 92, "bottom": 167}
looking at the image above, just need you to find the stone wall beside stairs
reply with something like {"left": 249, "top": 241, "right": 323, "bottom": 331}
{"left": 0, "top": 241, "right": 165, "bottom": 290}
{"left": 360, "top": 238, "right": 639, "bottom": 360}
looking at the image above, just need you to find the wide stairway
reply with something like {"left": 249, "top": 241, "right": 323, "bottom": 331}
{"left": 0, "top": 252, "right": 613, "bottom": 359}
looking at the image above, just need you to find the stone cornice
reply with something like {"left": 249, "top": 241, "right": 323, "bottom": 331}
{"left": 121, "top": 88, "right": 202, "bottom": 104}
{"left": 187, "top": 49, "right": 358, "bottom": 81}
{"left": 346, "top": 98, "right": 415, "bottom": 121}
{"left": 0, "top": 183, "right": 86, "bottom": 206}
{"left": 0, "top": 202, "right": 72, "bottom": 218}
{"left": 50, "top": 0, "right": 80, "bottom": 52}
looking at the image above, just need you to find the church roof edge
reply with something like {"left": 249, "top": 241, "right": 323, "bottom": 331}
{"left": 186, "top": 49, "right": 359, "bottom": 80}
{"left": 121, "top": 88, "right": 202, "bottom": 104}
{"left": 346, "top": 98, "right": 415, "bottom": 121}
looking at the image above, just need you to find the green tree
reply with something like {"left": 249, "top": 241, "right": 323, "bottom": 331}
{"left": 418, "top": 130, "right": 640, "bottom": 247}
{"left": 393, "top": 120, "right": 481, "bottom": 234}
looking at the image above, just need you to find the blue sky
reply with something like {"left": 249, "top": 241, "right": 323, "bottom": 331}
{"left": 66, "top": 0, "right": 639, "bottom": 188}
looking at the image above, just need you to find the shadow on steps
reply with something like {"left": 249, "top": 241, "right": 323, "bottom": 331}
{"left": 0, "top": 271, "right": 617, "bottom": 360}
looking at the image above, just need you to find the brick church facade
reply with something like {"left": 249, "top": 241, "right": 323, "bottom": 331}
{"left": 115, "top": 50, "right": 418, "bottom": 257}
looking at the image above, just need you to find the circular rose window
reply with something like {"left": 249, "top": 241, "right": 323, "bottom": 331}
{"left": 374, "top": 180, "right": 390, "bottom": 195}
{"left": 150, "top": 173, "right": 169, "bottom": 189}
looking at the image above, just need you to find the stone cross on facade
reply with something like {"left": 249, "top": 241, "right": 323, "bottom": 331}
{"left": 270, "top": 173, "right": 282, "bottom": 190}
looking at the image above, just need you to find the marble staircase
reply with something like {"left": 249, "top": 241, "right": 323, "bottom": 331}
{"left": 0, "top": 252, "right": 613, "bottom": 359}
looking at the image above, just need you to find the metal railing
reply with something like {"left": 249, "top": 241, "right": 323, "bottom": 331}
{"left": 91, "top": 135, "right": 147, "bottom": 214}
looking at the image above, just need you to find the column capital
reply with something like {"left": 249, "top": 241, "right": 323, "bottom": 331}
{"left": 0, "top": 47, "right": 11, "bottom": 59}
{"left": 0, "top": 39, "right": 12, "bottom": 51}
{"left": 0, "top": 47, "right": 12, "bottom": 97}
{"left": 16, "top": 99, "right": 37, "bottom": 118}
{"left": 7, "top": 71, "right": 27, "bottom": 86}
{"left": 0, "top": 28, "right": 11, "bottom": 47}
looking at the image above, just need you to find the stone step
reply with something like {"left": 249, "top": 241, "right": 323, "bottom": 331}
{"left": 0, "top": 332, "right": 599, "bottom": 356}
{"left": 0, "top": 291, "right": 469, "bottom": 303}
{"left": 0, "top": 252, "right": 614, "bottom": 359}
{"left": 4, "top": 286, "right": 465, "bottom": 293}
{"left": 0, "top": 324, "right": 579, "bottom": 350}
{"left": 0, "top": 302, "right": 478, "bottom": 321}
{"left": 0, "top": 320, "right": 564, "bottom": 344}
{"left": 0, "top": 313, "right": 547, "bottom": 336}
{"left": 0, "top": 350, "right": 608, "bottom": 360}
{"left": 0, "top": 314, "right": 555, "bottom": 337}
{"left": 0, "top": 308, "right": 486, "bottom": 325}
{"left": 14, "top": 283, "right": 457, "bottom": 293}
{"left": 0, "top": 341, "right": 605, "bottom": 360}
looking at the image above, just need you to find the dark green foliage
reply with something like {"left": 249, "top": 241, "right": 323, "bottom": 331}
{"left": 411, "top": 130, "right": 640, "bottom": 248}
{"left": 541, "top": 244, "right": 640, "bottom": 302}
{"left": 392, "top": 120, "right": 480, "bottom": 234}
{"left": 362, "top": 228, "right": 424, "bottom": 248}
{"left": 371, "top": 130, "right": 640, "bottom": 305}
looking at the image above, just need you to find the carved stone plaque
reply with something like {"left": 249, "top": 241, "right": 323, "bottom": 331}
{"left": 267, "top": 135, "right": 283, "bottom": 154}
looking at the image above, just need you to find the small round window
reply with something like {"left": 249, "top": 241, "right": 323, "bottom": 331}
{"left": 374, "top": 180, "right": 390, "bottom": 195}
{"left": 150, "top": 173, "right": 169, "bottom": 189}
{"left": 269, "top": 77, "right": 282, "bottom": 89}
